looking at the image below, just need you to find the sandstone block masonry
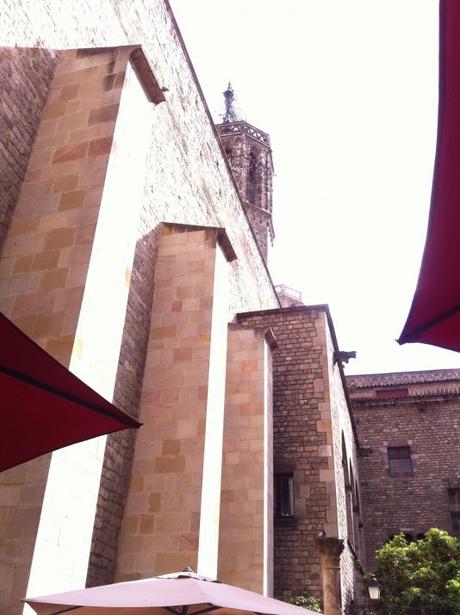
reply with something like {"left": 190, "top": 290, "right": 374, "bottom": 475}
{"left": 115, "top": 224, "right": 233, "bottom": 581}
{"left": 0, "top": 3, "right": 377, "bottom": 615}
{"left": 349, "top": 369, "right": 460, "bottom": 568}
{"left": 218, "top": 324, "right": 275, "bottom": 594}
{"left": 0, "top": 3, "right": 279, "bottom": 609}
{"left": 0, "top": 47, "right": 58, "bottom": 251}
{"left": 0, "top": 1, "right": 279, "bottom": 316}
{"left": 237, "top": 305, "right": 362, "bottom": 610}
{"left": 0, "top": 46, "right": 158, "bottom": 612}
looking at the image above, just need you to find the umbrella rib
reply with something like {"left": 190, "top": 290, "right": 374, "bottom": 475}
{"left": 50, "top": 607, "right": 82, "bottom": 614}
{"left": 0, "top": 365, "right": 136, "bottom": 426}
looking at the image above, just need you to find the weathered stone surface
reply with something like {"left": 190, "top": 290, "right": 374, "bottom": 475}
{"left": 218, "top": 324, "right": 274, "bottom": 594}
{"left": 0, "top": 3, "right": 279, "bottom": 607}
{"left": 237, "top": 305, "right": 362, "bottom": 606}
{"left": 115, "top": 225, "right": 231, "bottom": 582}
{"left": 0, "top": 47, "right": 58, "bottom": 252}
{"left": 217, "top": 120, "right": 274, "bottom": 262}
{"left": 349, "top": 370, "right": 460, "bottom": 568}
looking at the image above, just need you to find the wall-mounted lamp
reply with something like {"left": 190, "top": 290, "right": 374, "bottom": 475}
{"left": 345, "top": 576, "right": 380, "bottom": 614}
{"left": 367, "top": 575, "right": 380, "bottom": 602}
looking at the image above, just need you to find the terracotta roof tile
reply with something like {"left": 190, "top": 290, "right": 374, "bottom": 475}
{"left": 347, "top": 368, "right": 460, "bottom": 390}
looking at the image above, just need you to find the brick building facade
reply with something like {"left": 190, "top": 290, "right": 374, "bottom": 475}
{"left": 348, "top": 369, "right": 460, "bottom": 568}
{"left": 0, "top": 3, "right": 459, "bottom": 615}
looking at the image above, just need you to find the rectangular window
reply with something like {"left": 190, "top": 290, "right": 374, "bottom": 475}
{"left": 274, "top": 473, "right": 294, "bottom": 518}
{"left": 388, "top": 446, "right": 413, "bottom": 477}
{"left": 449, "top": 489, "right": 460, "bottom": 536}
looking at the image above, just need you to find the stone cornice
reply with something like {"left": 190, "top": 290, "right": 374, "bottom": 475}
{"left": 161, "top": 223, "right": 237, "bottom": 262}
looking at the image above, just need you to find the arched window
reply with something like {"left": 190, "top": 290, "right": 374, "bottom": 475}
{"left": 352, "top": 478, "right": 361, "bottom": 555}
{"left": 342, "top": 434, "right": 348, "bottom": 477}
{"left": 341, "top": 434, "right": 354, "bottom": 545}
{"left": 225, "top": 148, "right": 233, "bottom": 166}
{"left": 348, "top": 463, "right": 355, "bottom": 547}
{"left": 249, "top": 151, "right": 256, "bottom": 175}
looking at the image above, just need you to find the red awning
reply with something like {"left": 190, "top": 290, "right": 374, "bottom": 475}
{"left": 0, "top": 312, "right": 141, "bottom": 472}
{"left": 399, "top": 0, "right": 460, "bottom": 352}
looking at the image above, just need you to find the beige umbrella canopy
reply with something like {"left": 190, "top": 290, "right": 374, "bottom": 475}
{"left": 25, "top": 571, "right": 321, "bottom": 615}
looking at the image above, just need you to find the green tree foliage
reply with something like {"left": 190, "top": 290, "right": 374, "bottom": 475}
{"left": 277, "top": 590, "right": 322, "bottom": 613}
{"left": 374, "top": 528, "right": 460, "bottom": 614}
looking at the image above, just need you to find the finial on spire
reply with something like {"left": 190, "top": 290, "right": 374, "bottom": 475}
{"left": 222, "top": 82, "right": 238, "bottom": 123}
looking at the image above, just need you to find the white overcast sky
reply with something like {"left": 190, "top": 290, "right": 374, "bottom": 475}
{"left": 170, "top": 0, "right": 460, "bottom": 375}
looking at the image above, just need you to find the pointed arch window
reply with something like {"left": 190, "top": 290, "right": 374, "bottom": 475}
{"left": 247, "top": 150, "right": 258, "bottom": 205}
{"left": 225, "top": 147, "right": 233, "bottom": 166}
{"left": 342, "top": 433, "right": 355, "bottom": 546}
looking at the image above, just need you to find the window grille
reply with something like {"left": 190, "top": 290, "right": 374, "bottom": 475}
{"left": 388, "top": 446, "right": 413, "bottom": 477}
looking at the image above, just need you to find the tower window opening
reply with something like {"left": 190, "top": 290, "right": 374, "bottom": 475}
{"left": 249, "top": 151, "right": 256, "bottom": 176}
{"left": 247, "top": 151, "right": 258, "bottom": 205}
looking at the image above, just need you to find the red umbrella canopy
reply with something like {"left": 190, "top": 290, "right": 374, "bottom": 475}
{"left": 24, "top": 571, "right": 321, "bottom": 615}
{"left": 0, "top": 312, "right": 140, "bottom": 471}
{"left": 399, "top": 0, "right": 460, "bottom": 352}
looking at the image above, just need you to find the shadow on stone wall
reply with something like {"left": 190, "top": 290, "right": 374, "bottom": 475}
{"left": 86, "top": 225, "right": 160, "bottom": 586}
{"left": 0, "top": 47, "right": 58, "bottom": 252}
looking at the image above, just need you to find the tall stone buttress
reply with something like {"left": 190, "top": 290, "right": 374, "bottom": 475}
{"left": 216, "top": 84, "right": 274, "bottom": 261}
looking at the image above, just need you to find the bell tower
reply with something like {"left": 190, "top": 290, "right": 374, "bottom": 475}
{"left": 216, "top": 83, "right": 274, "bottom": 261}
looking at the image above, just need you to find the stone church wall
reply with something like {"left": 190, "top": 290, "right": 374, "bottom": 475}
{"left": 218, "top": 324, "right": 275, "bottom": 594}
{"left": 115, "top": 225, "right": 234, "bottom": 582}
{"left": 237, "top": 305, "right": 359, "bottom": 610}
{"left": 0, "top": 0, "right": 277, "bottom": 316}
{"left": 0, "top": 47, "right": 58, "bottom": 252}
{"left": 237, "top": 307, "right": 331, "bottom": 599}
{"left": 325, "top": 325, "right": 363, "bottom": 607}
{"left": 349, "top": 371, "right": 460, "bottom": 568}
{"left": 0, "top": 2, "right": 279, "bottom": 611}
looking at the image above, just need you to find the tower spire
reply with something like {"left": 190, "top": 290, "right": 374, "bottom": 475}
{"left": 217, "top": 84, "right": 274, "bottom": 261}
{"left": 222, "top": 82, "right": 238, "bottom": 123}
